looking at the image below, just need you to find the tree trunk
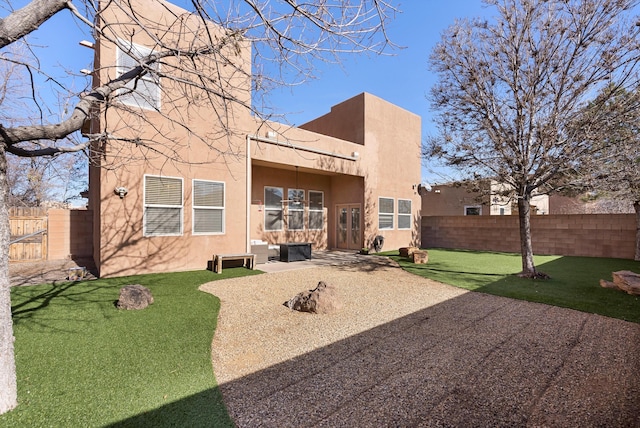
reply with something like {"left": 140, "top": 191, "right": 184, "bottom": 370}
{"left": 634, "top": 201, "right": 640, "bottom": 261}
{"left": 0, "top": 147, "right": 17, "bottom": 414}
{"left": 517, "top": 195, "right": 537, "bottom": 277}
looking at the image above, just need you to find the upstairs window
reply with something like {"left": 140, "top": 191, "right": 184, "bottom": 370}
{"left": 144, "top": 175, "right": 183, "bottom": 236}
{"left": 398, "top": 199, "right": 412, "bottom": 230}
{"left": 193, "top": 180, "right": 224, "bottom": 234}
{"left": 308, "top": 191, "right": 324, "bottom": 230}
{"left": 287, "top": 189, "right": 305, "bottom": 230}
{"left": 117, "top": 41, "right": 161, "bottom": 110}
{"left": 265, "top": 186, "right": 283, "bottom": 231}
{"left": 465, "top": 206, "right": 482, "bottom": 216}
{"left": 378, "top": 197, "right": 394, "bottom": 230}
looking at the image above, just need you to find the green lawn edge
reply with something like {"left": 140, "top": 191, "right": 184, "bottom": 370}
{"left": 1, "top": 267, "right": 262, "bottom": 427}
{"left": 387, "top": 248, "right": 640, "bottom": 324}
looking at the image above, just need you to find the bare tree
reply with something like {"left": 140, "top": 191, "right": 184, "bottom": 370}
{"left": 426, "top": 0, "right": 640, "bottom": 278}
{"left": 0, "top": 0, "right": 397, "bottom": 414}
{"left": 569, "top": 86, "right": 640, "bottom": 259}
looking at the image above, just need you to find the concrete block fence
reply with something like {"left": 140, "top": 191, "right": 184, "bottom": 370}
{"left": 421, "top": 214, "right": 636, "bottom": 259}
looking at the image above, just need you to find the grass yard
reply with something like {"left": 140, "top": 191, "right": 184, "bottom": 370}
{"left": 0, "top": 268, "right": 261, "bottom": 427}
{"left": 391, "top": 248, "right": 640, "bottom": 324}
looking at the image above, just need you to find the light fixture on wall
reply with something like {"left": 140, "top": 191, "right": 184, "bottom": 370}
{"left": 414, "top": 182, "right": 432, "bottom": 194}
{"left": 114, "top": 186, "right": 128, "bottom": 199}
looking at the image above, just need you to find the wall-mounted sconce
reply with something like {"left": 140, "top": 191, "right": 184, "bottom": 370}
{"left": 79, "top": 40, "right": 94, "bottom": 49}
{"left": 114, "top": 186, "right": 128, "bottom": 199}
{"left": 351, "top": 151, "right": 359, "bottom": 159}
{"left": 414, "top": 182, "right": 432, "bottom": 194}
{"left": 266, "top": 131, "right": 277, "bottom": 138}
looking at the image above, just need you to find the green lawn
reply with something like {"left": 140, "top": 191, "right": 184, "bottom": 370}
{"left": 390, "top": 248, "right": 640, "bottom": 323}
{"left": 1, "top": 268, "right": 261, "bottom": 427}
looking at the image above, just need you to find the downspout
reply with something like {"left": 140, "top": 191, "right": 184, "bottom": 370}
{"left": 246, "top": 135, "right": 251, "bottom": 253}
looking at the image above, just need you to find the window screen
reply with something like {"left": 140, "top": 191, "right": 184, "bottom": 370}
{"left": 287, "top": 189, "right": 304, "bottom": 230}
{"left": 117, "top": 41, "right": 161, "bottom": 110}
{"left": 378, "top": 197, "right": 394, "bottom": 230}
{"left": 308, "top": 191, "right": 324, "bottom": 230}
{"left": 144, "top": 175, "right": 182, "bottom": 236}
{"left": 398, "top": 199, "right": 412, "bottom": 230}
{"left": 265, "top": 187, "right": 283, "bottom": 231}
{"left": 193, "top": 180, "right": 224, "bottom": 234}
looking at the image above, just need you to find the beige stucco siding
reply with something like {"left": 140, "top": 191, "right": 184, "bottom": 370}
{"left": 90, "top": 0, "right": 423, "bottom": 277}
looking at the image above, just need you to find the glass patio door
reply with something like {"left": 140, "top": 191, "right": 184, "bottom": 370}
{"left": 336, "top": 204, "right": 361, "bottom": 250}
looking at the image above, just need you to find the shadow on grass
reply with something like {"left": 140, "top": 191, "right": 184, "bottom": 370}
{"left": 392, "top": 248, "right": 640, "bottom": 324}
{"left": 105, "top": 388, "right": 234, "bottom": 428}
{"left": 3, "top": 268, "right": 263, "bottom": 427}
{"left": 101, "top": 254, "right": 640, "bottom": 426}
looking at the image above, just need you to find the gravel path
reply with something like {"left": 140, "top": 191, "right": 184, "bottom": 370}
{"left": 201, "top": 258, "right": 640, "bottom": 427}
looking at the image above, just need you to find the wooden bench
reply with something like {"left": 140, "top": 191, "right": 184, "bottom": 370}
{"left": 213, "top": 253, "right": 255, "bottom": 274}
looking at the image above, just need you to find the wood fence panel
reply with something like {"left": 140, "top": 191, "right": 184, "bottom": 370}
{"left": 9, "top": 212, "right": 48, "bottom": 262}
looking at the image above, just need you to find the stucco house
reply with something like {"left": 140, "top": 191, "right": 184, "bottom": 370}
{"left": 421, "top": 181, "right": 549, "bottom": 217}
{"left": 86, "top": 0, "right": 422, "bottom": 277}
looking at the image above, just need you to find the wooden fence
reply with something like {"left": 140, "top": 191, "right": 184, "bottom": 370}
{"left": 9, "top": 207, "right": 48, "bottom": 262}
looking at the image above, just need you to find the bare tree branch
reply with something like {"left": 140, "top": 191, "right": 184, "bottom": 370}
{"left": 426, "top": 0, "right": 640, "bottom": 277}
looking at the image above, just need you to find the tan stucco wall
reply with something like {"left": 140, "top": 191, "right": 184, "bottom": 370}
{"left": 422, "top": 185, "right": 489, "bottom": 216}
{"left": 47, "top": 209, "right": 93, "bottom": 260}
{"left": 90, "top": 1, "right": 422, "bottom": 276}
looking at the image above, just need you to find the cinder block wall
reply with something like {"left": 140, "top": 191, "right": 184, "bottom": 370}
{"left": 422, "top": 214, "right": 636, "bottom": 259}
{"left": 47, "top": 209, "right": 94, "bottom": 260}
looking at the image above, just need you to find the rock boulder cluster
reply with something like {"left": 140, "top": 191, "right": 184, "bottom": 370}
{"left": 116, "top": 284, "right": 154, "bottom": 310}
{"left": 285, "top": 281, "right": 341, "bottom": 314}
{"left": 600, "top": 271, "right": 640, "bottom": 295}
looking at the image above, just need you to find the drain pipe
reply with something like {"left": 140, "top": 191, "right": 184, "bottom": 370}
{"left": 246, "top": 135, "right": 252, "bottom": 253}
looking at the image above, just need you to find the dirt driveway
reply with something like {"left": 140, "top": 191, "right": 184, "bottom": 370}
{"left": 9, "top": 258, "right": 97, "bottom": 287}
{"left": 201, "top": 258, "right": 640, "bottom": 427}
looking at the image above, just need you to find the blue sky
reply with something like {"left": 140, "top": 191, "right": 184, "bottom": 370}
{"left": 14, "top": 1, "right": 493, "bottom": 183}
{"left": 265, "top": 1, "right": 491, "bottom": 183}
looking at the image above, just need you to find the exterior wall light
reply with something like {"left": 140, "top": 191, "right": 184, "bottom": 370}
{"left": 114, "top": 186, "right": 128, "bottom": 199}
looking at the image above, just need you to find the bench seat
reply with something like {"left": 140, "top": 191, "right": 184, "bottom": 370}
{"left": 213, "top": 253, "right": 255, "bottom": 274}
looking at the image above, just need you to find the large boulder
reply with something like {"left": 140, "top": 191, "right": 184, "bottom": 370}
{"left": 600, "top": 271, "right": 640, "bottom": 295}
{"left": 399, "top": 246, "right": 419, "bottom": 258}
{"left": 285, "top": 281, "right": 341, "bottom": 314}
{"left": 117, "top": 284, "right": 154, "bottom": 310}
{"left": 412, "top": 250, "right": 429, "bottom": 264}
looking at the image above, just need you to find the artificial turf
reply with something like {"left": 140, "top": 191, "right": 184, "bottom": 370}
{"left": 1, "top": 267, "right": 261, "bottom": 427}
{"left": 391, "top": 248, "right": 640, "bottom": 324}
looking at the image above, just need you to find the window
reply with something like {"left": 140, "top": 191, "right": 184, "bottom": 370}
{"left": 308, "top": 191, "right": 324, "bottom": 230}
{"left": 264, "top": 187, "right": 283, "bottom": 231}
{"left": 287, "top": 189, "right": 305, "bottom": 230}
{"left": 465, "top": 206, "right": 482, "bottom": 216}
{"left": 144, "top": 175, "right": 183, "bottom": 236}
{"left": 378, "top": 197, "right": 394, "bottom": 229}
{"left": 193, "top": 180, "right": 224, "bottom": 234}
{"left": 398, "top": 199, "right": 412, "bottom": 230}
{"left": 117, "top": 40, "right": 161, "bottom": 110}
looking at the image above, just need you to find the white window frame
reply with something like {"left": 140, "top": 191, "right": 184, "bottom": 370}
{"left": 143, "top": 174, "right": 183, "bottom": 237}
{"left": 264, "top": 186, "right": 283, "bottom": 231}
{"left": 308, "top": 190, "right": 324, "bottom": 231}
{"left": 192, "top": 179, "right": 225, "bottom": 235}
{"left": 287, "top": 188, "right": 305, "bottom": 231}
{"left": 464, "top": 205, "right": 482, "bottom": 216}
{"left": 397, "top": 199, "right": 412, "bottom": 230}
{"left": 116, "top": 40, "right": 161, "bottom": 110}
{"left": 378, "top": 197, "right": 394, "bottom": 230}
